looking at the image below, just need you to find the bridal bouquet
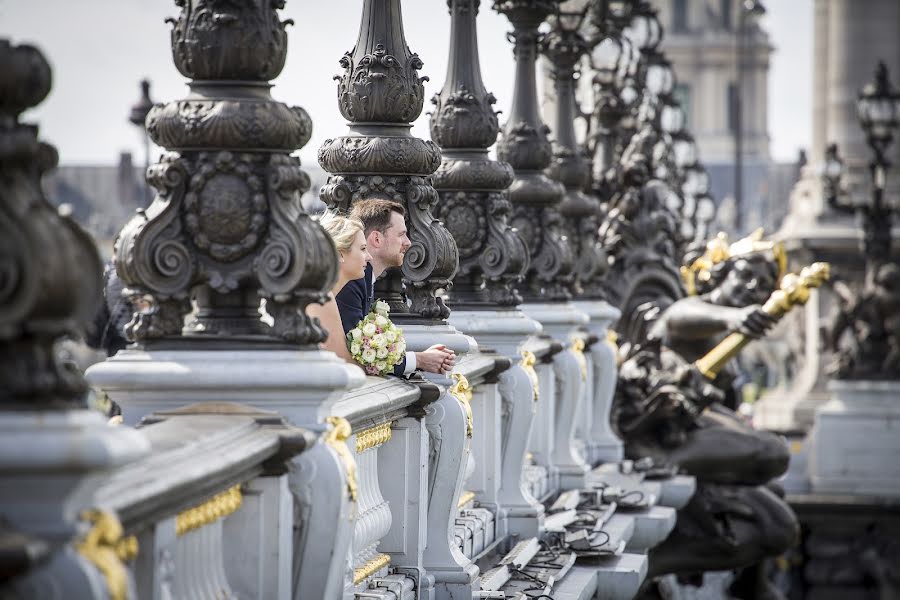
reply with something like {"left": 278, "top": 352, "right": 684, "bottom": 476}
{"left": 347, "top": 300, "right": 406, "bottom": 376}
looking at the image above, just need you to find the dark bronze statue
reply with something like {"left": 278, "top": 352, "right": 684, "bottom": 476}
{"left": 615, "top": 235, "right": 790, "bottom": 483}
{"left": 827, "top": 261, "right": 900, "bottom": 380}
{"left": 610, "top": 230, "right": 822, "bottom": 585}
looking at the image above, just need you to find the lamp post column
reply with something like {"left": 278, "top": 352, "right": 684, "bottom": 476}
{"left": 432, "top": 0, "right": 545, "bottom": 539}
{"left": 495, "top": 0, "right": 591, "bottom": 490}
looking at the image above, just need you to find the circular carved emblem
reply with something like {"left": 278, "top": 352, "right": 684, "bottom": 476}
{"left": 184, "top": 153, "right": 267, "bottom": 262}
{"left": 440, "top": 193, "right": 485, "bottom": 259}
{"left": 199, "top": 174, "right": 251, "bottom": 244}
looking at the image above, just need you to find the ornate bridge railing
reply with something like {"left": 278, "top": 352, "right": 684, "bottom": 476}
{"left": 328, "top": 376, "right": 438, "bottom": 597}
{"left": 86, "top": 403, "right": 320, "bottom": 600}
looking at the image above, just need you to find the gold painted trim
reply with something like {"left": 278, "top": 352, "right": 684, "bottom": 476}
{"left": 175, "top": 485, "right": 243, "bottom": 537}
{"left": 116, "top": 535, "right": 139, "bottom": 562}
{"left": 607, "top": 330, "right": 621, "bottom": 367}
{"left": 75, "top": 509, "right": 131, "bottom": 600}
{"left": 355, "top": 422, "right": 393, "bottom": 454}
{"left": 354, "top": 553, "right": 391, "bottom": 584}
{"left": 457, "top": 490, "right": 476, "bottom": 508}
{"left": 571, "top": 338, "right": 587, "bottom": 381}
{"left": 449, "top": 373, "right": 474, "bottom": 438}
{"left": 324, "top": 416, "right": 359, "bottom": 502}
{"left": 694, "top": 262, "right": 830, "bottom": 379}
{"left": 520, "top": 350, "right": 540, "bottom": 402}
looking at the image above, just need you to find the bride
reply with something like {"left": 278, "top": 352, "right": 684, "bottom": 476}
{"left": 307, "top": 212, "right": 372, "bottom": 363}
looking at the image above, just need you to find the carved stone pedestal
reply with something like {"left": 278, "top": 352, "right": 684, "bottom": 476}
{"left": 808, "top": 379, "right": 900, "bottom": 496}
{"left": 86, "top": 346, "right": 365, "bottom": 426}
{"left": 521, "top": 302, "right": 590, "bottom": 489}
{"left": 573, "top": 300, "right": 624, "bottom": 464}
{"left": 450, "top": 308, "right": 545, "bottom": 538}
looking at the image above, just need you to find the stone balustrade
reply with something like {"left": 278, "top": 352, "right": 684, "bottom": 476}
{"left": 329, "top": 376, "right": 437, "bottom": 596}
{"left": 85, "top": 403, "right": 320, "bottom": 600}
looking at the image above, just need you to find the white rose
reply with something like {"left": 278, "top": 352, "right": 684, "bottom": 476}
{"left": 376, "top": 347, "right": 388, "bottom": 359}
{"left": 362, "top": 348, "right": 377, "bottom": 363}
{"left": 362, "top": 323, "right": 377, "bottom": 336}
{"left": 375, "top": 361, "right": 387, "bottom": 372}
{"left": 385, "top": 330, "right": 397, "bottom": 343}
{"left": 349, "top": 328, "right": 362, "bottom": 341}
{"left": 374, "top": 314, "right": 389, "bottom": 328}
{"left": 374, "top": 300, "right": 390, "bottom": 316}
{"left": 371, "top": 333, "right": 386, "bottom": 348}
{"left": 350, "top": 342, "right": 361, "bottom": 356}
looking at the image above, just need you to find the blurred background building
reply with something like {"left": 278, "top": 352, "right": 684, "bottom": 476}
{"left": 651, "top": 0, "right": 802, "bottom": 235}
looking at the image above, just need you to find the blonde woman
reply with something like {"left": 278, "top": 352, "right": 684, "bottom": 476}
{"left": 308, "top": 211, "right": 372, "bottom": 362}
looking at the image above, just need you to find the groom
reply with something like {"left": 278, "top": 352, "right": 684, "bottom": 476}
{"left": 336, "top": 198, "right": 455, "bottom": 375}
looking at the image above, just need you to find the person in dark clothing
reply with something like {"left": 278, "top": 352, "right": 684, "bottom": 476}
{"left": 85, "top": 258, "right": 131, "bottom": 357}
{"left": 336, "top": 198, "right": 454, "bottom": 375}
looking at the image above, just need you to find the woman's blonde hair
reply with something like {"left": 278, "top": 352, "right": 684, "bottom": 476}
{"left": 318, "top": 210, "right": 364, "bottom": 254}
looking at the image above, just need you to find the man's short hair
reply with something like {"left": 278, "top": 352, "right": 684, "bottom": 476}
{"left": 350, "top": 198, "right": 406, "bottom": 236}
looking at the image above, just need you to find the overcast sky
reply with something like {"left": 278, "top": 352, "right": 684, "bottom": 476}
{"left": 1, "top": 0, "right": 811, "bottom": 166}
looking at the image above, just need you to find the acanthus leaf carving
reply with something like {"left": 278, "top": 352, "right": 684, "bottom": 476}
{"left": 336, "top": 43, "right": 428, "bottom": 124}
{"left": 430, "top": 85, "right": 500, "bottom": 149}
{"left": 317, "top": 135, "right": 442, "bottom": 176}
{"left": 497, "top": 120, "right": 554, "bottom": 172}
{"left": 167, "top": 0, "right": 290, "bottom": 81}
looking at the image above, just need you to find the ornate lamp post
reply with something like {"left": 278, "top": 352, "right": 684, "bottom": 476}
{"left": 432, "top": 0, "right": 544, "bottom": 540}
{"left": 128, "top": 79, "right": 154, "bottom": 204}
{"left": 319, "top": 0, "right": 461, "bottom": 329}
{"left": 543, "top": 5, "right": 606, "bottom": 298}
{"left": 583, "top": 0, "right": 635, "bottom": 201}
{"left": 0, "top": 39, "right": 148, "bottom": 597}
{"left": 431, "top": 0, "right": 527, "bottom": 309}
{"left": 87, "top": 0, "right": 364, "bottom": 424}
{"left": 496, "top": 0, "right": 596, "bottom": 489}
{"left": 820, "top": 62, "right": 900, "bottom": 381}
{"left": 493, "top": 0, "right": 572, "bottom": 302}
{"left": 823, "top": 62, "right": 900, "bottom": 278}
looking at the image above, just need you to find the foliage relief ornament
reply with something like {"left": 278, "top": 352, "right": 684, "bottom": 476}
{"left": 430, "top": 85, "right": 501, "bottom": 149}
{"left": 115, "top": 0, "right": 335, "bottom": 344}
{"left": 336, "top": 42, "right": 428, "bottom": 124}
{"left": 167, "top": 0, "right": 292, "bottom": 81}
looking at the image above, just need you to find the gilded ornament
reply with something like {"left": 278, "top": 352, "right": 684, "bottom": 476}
{"left": 75, "top": 510, "right": 132, "bottom": 600}
{"left": 353, "top": 553, "right": 391, "bottom": 584}
{"left": 449, "top": 373, "right": 475, "bottom": 438}
{"left": 457, "top": 490, "right": 476, "bottom": 508}
{"left": 520, "top": 350, "right": 540, "bottom": 402}
{"left": 571, "top": 337, "right": 588, "bottom": 381}
{"left": 324, "top": 416, "right": 359, "bottom": 501}
{"left": 694, "top": 262, "right": 830, "bottom": 379}
{"left": 175, "top": 485, "right": 243, "bottom": 536}
{"left": 355, "top": 422, "right": 393, "bottom": 454}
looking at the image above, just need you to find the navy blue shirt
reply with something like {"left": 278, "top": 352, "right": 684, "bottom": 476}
{"left": 335, "top": 264, "right": 407, "bottom": 375}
